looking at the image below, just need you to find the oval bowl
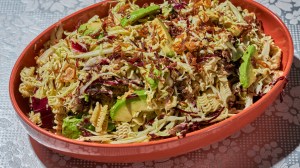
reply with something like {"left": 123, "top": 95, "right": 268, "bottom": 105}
{"left": 9, "top": 0, "right": 293, "bottom": 163}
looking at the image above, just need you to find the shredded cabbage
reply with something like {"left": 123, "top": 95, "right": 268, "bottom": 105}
{"left": 19, "top": 0, "right": 283, "bottom": 143}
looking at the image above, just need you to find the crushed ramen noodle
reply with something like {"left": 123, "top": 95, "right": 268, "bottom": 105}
{"left": 19, "top": 0, "right": 284, "bottom": 143}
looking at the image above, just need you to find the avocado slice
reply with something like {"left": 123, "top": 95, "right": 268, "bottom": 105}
{"left": 78, "top": 22, "right": 102, "bottom": 36}
{"left": 62, "top": 116, "right": 83, "bottom": 139}
{"left": 146, "top": 77, "right": 158, "bottom": 89}
{"left": 110, "top": 90, "right": 150, "bottom": 122}
{"left": 239, "top": 45, "right": 256, "bottom": 89}
{"left": 152, "top": 18, "right": 175, "bottom": 57}
{"left": 121, "top": 5, "right": 160, "bottom": 27}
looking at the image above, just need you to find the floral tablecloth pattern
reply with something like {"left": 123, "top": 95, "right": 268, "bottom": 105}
{"left": 0, "top": 0, "right": 299, "bottom": 167}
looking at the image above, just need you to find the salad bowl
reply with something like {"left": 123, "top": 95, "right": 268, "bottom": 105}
{"left": 9, "top": 0, "right": 293, "bottom": 162}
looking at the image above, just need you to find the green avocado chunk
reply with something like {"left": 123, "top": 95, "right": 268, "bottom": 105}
{"left": 121, "top": 5, "right": 160, "bottom": 27}
{"left": 107, "top": 121, "right": 116, "bottom": 132}
{"left": 239, "top": 45, "right": 256, "bottom": 89}
{"left": 146, "top": 77, "right": 158, "bottom": 89}
{"left": 145, "top": 69, "right": 161, "bottom": 89}
{"left": 78, "top": 22, "right": 102, "bottom": 36}
{"left": 110, "top": 90, "right": 150, "bottom": 122}
{"left": 152, "top": 18, "right": 175, "bottom": 57}
{"left": 62, "top": 116, "right": 83, "bottom": 139}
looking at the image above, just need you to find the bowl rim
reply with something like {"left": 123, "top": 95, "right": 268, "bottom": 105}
{"left": 9, "top": 0, "right": 294, "bottom": 148}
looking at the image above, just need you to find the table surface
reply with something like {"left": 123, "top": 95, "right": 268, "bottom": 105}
{"left": 1, "top": 0, "right": 300, "bottom": 167}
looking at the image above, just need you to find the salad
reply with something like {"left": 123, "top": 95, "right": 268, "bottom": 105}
{"left": 19, "top": 0, "right": 284, "bottom": 144}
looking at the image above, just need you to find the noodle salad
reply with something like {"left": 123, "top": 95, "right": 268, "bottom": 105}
{"left": 19, "top": 0, "right": 283, "bottom": 144}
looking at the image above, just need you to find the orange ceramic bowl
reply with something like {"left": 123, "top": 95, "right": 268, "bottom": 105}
{"left": 9, "top": 0, "right": 293, "bottom": 163}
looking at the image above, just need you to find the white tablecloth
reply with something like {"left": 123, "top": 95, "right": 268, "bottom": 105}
{"left": 0, "top": 0, "right": 299, "bottom": 167}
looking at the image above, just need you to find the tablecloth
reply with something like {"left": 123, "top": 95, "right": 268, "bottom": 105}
{"left": 0, "top": 0, "right": 299, "bottom": 167}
